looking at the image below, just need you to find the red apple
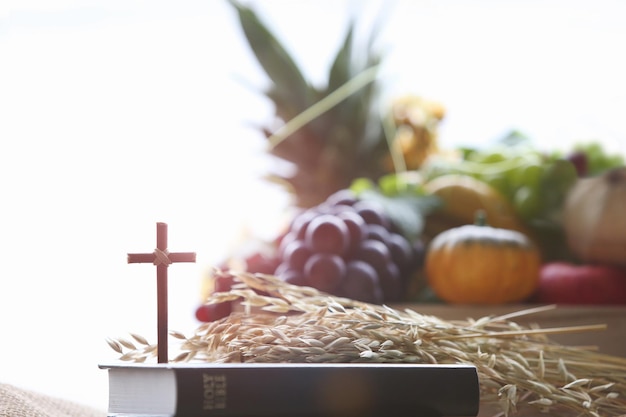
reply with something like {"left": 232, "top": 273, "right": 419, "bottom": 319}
{"left": 533, "top": 262, "right": 626, "bottom": 304}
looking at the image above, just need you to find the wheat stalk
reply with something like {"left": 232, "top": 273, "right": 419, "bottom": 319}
{"left": 110, "top": 270, "right": 626, "bottom": 417}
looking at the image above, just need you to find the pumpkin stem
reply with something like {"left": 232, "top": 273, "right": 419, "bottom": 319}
{"left": 474, "top": 210, "right": 488, "bottom": 226}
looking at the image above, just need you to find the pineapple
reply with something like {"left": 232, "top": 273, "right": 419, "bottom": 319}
{"left": 229, "top": 1, "right": 444, "bottom": 208}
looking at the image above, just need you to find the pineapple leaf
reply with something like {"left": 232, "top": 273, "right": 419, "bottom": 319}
{"left": 327, "top": 19, "right": 383, "bottom": 148}
{"left": 229, "top": 1, "right": 396, "bottom": 207}
{"left": 328, "top": 21, "right": 355, "bottom": 94}
{"left": 228, "top": 0, "right": 314, "bottom": 113}
{"left": 267, "top": 65, "right": 380, "bottom": 149}
{"left": 265, "top": 87, "right": 306, "bottom": 124}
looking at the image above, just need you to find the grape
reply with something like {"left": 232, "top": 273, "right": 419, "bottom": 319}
{"left": 406, "top": 238, "right": 426, "bottom": 272}
{"left": 354, "top": 239, "right": 391, "bottom": 275}
{"left": 326, "top": 189, "right": 359, "bottom": 206}
{"left": 469, "top": 151, "right": 506, "bottom": 164}
{"left": 269, "top": 190, "right": 425, "bottom": 304}
{"left": 319, "top": 203, "right": 357, "bottom": 215}
{"left": 283, "top": 272, "right": 309, "bottom": 286}
{"left": 539, "top": 159, "right": 578, "bottom": 208}
{"left": 379, "top": 262, "right": 402, "bottom": 301}
{"left": 387, "top": 232, "right": 413, "bottom": 270}
{"left": 566, "top": 151, "right": 588, "bottom": 177}
{"left": 519, "top": 164, "right": 544, "bottom": 189}
{"left": 514, "top": 186, "right": 542, "bottom": 220}
{"left": 341, "top": 260, "right": 383, "bottom": 303}
{"left": 544, "top": 159, "right": 578, "bottom": 192}
{"left": 304, "top": 214, "right": 350, "bottom": 255}
{"left": 304, "top": 253, "right": 346, "bottom": 292}
{"left": 336, "top": 211, "right": 367, "bottom": 254}
{"left": 365, "top": 223, "right": 391, "bottom": 243}
{"left": 482, "top": 173, "right": 510, "bottom": 198}
{"left": 314, "top": 202, "right": 335, "bottom": 214}
{"left": 280, "top": 240, "right": 312, "bottom": 271}
{"left": 275, "top": 265, "right": 309, "bottom": 286}
{"left": 290, "top": 210, "right": 318, "bottom": 240}
{"left": 273, "top": 262, "right": 290, "bottom": 277}
{"left": 574, "top": 141, "right": 624, "bottom": 175}
{"left": 507, "top": 166, "right": 525, "bottom": 190}
{"left": 277, "top": 232, "right": 297, "bottom": 255}
{"left": 353, "top": 201, "right": 391, "bottom": 229}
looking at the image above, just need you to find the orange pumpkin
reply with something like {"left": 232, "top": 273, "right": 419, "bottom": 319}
{"left": 425, "top": 214, "right": 541, "bottom": 304}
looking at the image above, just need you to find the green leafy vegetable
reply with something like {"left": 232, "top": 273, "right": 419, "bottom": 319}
{"left": 350, "top": 174, "right": 440, "bottom": 241}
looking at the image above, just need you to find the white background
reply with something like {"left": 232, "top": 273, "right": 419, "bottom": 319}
{"left": 1, "top": 0, "right": 625, "bottom": 411}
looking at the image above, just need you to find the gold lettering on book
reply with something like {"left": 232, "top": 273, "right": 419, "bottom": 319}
{"left": 203, "top": 373, "right": 227, "bottom": 410}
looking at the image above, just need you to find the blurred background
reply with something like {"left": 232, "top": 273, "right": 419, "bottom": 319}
{"left": 1, "top": 0, "right": 625, "bottom": 411}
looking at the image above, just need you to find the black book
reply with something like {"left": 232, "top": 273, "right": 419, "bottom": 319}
{"left": 100, "top": 362, "right": 480, "bottom": 417}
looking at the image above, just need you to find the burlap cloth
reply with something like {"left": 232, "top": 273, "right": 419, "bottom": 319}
{"left": 0, "top": 383, "right": 105, "bottom": 417}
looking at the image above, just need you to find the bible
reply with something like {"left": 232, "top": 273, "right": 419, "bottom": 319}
{"left": 100, "top": 362, "right": 480, "bottom": 417}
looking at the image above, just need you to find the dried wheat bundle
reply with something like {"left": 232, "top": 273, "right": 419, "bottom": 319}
{"left": 109, "top": 270, "right": 626, "bottom": 417}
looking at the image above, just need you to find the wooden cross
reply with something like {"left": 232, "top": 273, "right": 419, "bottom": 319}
{"left": 127, "top": 222, "right": 196, "bottom": 363}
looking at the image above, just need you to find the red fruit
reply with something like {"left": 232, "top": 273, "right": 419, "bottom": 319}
{"left": 534, "top": 262, "right": 626, "bottom": 304}
{"left": 213, "top": 274, "right": 235, "bottom": 292}
{"left": 244, "top": 252, "right": 280, "bottom": 274}
{"left": 195, "top": 302, "right": 232, "bottom": 322}
{"left": 566, "top": 151, "right": 588, "bottom": 177}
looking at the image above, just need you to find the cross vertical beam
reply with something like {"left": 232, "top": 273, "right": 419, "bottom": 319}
{"left": 127, "top": 222, "right": 196, "bottom": 363}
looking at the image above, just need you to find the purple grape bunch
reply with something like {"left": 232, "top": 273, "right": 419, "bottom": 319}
{"left": 274, "top": 190, "right": 423, "bottom": 303}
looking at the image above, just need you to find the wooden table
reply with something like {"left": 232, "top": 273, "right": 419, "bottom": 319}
{"left": 406, "top": 304, "right": 626, "bottom": 357}
{"left": 402, "top": 304, "right": 626, "bottom": 417}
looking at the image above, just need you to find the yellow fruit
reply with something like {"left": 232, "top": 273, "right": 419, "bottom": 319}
{"left": 423, "top": 174, "right": 530, "bottom": 236}
{"left": 383, "top": 95, "right": 445, "bottom": 171}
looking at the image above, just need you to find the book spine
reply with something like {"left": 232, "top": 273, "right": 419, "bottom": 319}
{"left": 174, "top": 365, "right": 479, "bottom": 417}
